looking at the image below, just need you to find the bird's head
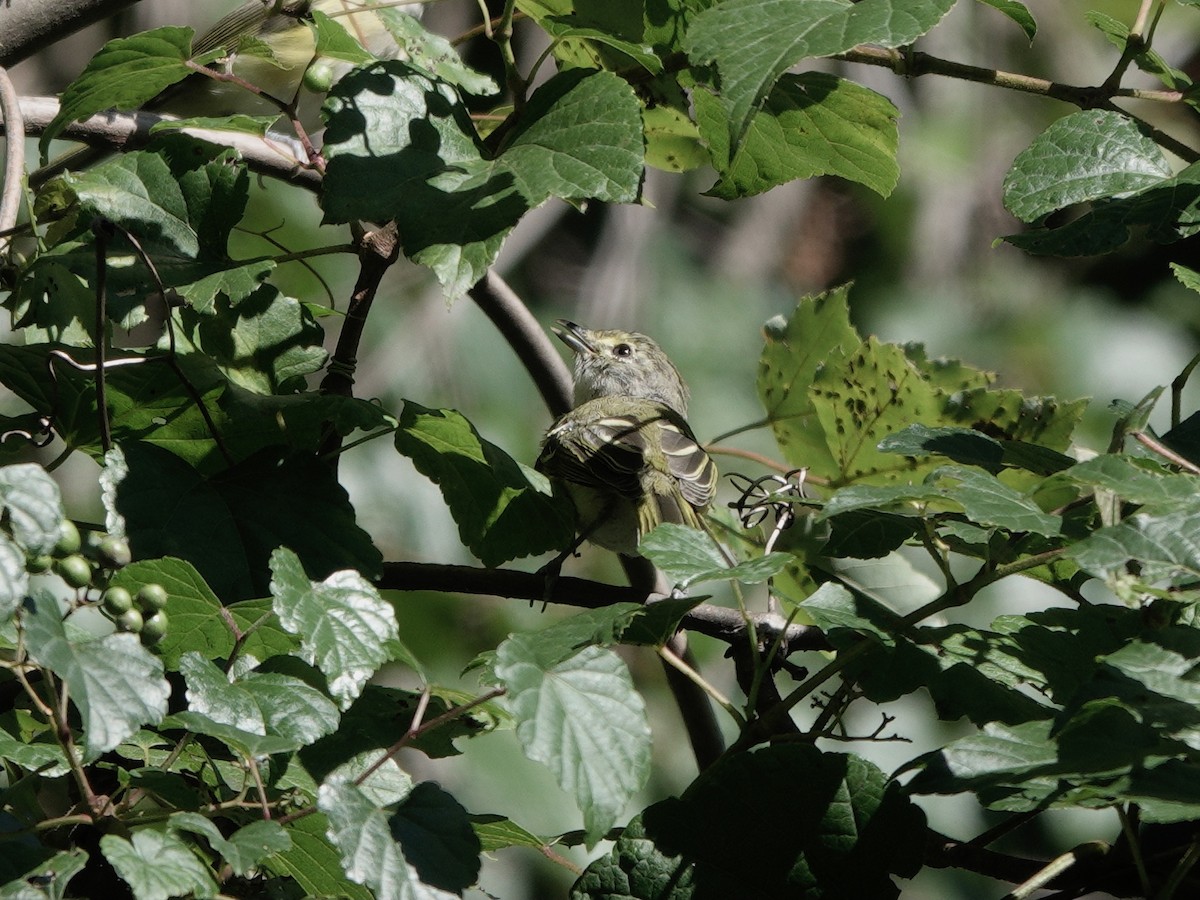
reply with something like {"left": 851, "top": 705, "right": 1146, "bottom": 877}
{"left": 553, "top": 320, "right": 689, "bottom": 414}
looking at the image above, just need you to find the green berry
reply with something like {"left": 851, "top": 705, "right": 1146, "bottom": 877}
{"left": 102, "top": 586, "right": 134, "bottom": 616}
{"left": 136, "top": 583, "right": 169, "bottom": 612}
{"left": 96, "top": 535, "right": 132, "bottom": 568}
{"left": 115, "top": 608, "right": 143, "bottom": 634}
{"left": 26, "top": 554, "right": 53, "bottom": 574}
{"left": 53, "top": 521, "right": 81, "bottom": 557}
{"left": 303, "top": 59, "right": 335, "bottom": 93}
{"left": 55, "top": 554, "right": 92, "bottom": 589}
{"left": 141, "top": 611, "right": 169, "bottom": 645}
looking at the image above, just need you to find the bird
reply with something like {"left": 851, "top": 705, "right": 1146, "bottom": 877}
{"left": 536, "top": 320, "right": 718, "bottom": 557}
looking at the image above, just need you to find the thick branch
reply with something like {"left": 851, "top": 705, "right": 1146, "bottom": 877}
{"left": 378, "top": 561, "right": 831, "bottom": 651}
{"left": 0, "top": 0, "right": 140, "bottom": 68}
{"left": 14, "top": 97, "right": 321, "bottom": 190}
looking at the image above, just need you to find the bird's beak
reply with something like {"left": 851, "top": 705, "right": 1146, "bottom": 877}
{"left": 552, "top": 319, "right": 595, "bottom": 355}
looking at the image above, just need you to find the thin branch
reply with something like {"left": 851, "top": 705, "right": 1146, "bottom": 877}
{"left": 1133, "top": 430, "right": 1200, "bottom": 475}
{"left": 0, "top": 67, "right": 24, "bottom": 256}
{"left": 659, "top": 642, "right": 744, "bottom": 727}
{"left": 0, "top": 0, "right": 140, "bottom": 68}
{"left": 15, "top": 97, "right": 321, "bottom": 191}
{"left": 378, "top": 560, "right": 830, "bottom": 651}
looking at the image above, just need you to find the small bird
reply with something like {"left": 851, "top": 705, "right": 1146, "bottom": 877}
{"left": 536, "top": 320, "right": 718, "bottom": 556}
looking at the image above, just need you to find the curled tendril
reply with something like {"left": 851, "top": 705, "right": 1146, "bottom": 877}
{"left": 728, "top": 468, "right": 809, "bottom": 552}
{"left": 0, "top": 415, "right": 54, "bottom": 448}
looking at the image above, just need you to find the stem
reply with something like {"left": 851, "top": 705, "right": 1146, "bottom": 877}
{"left": 0, "top": 66, "right": 24, "bottom": 256}
{"left": 659, "top": 643, "right": 744, "bottom": 727}
{"left": 1133, "top": 431, "right": 1200, "bottom": 475}
{"left": 91, "top": 221, "right": 112, "bottom": 453}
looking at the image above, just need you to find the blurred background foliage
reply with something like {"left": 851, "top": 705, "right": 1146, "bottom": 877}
{"left": 10, "top": 1, "right": 1200, "bottom": 896}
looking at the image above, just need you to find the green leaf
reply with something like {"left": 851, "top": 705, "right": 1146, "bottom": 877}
{"left": 1069, "top": 506, "right": 1200, "bottom": 587}
{"left": 40, "top": 27, "right": 211, "bottom": 156}
{"left": 376, "top": 10, "right": 498, "bottom": 95}
{"left": 619, "top": 745, "right": 925, "bottom": 898}
{"left": 108, "top": 557, "right": 229, "bottom": 670}
{"left": 0, "top": 850, "right": 88, "bottom": 900}
{"left": 117, "top": 442, "right": 383, "bottom": 602}
{"left": 394, "top": 401, "right": 574, "bottom": 566}
{"left": 1172, "top": 262, "right": 1200, "bottom": 294}
{"left": 322, "top": 63, "right": 642, "bottom": 296}
{"left": 309, "top": 9, "right": 375, "bottom": 64}
{"left": 176, "top": 284, "right": 327, "bottom": 394}
{"left": 757, "top": 285, "right": 861, "bottom": 476}
{"left": 1086, "top": 12, "right": 1191, "bottom": 92}
{"left": 877, "top": 424, "right": 1005, "bottom": 471}
{"left": 1006, "top": 160, "right": 1200, "bottom": 257}
{"left": 174, "top": 258, "right": 275, "bottom": 314}
{"left": 169, "top": 813, "right": 292, "bottom": 878}
{"left": 686, "top": 0, "right": 954, "bottom": 153}
{"left": 270, "top": 547, "right": 398, "bottom": 709}
{"left": 639, "top": 522, "right": 792, "bottom": 587}
{"left": 0, "top": 464, "right": 65, "bottom": 557}
{"left": 318, "top": 777, "right": 461, "bottom": 900}
{"left": 1058, "top": 454, "right": 1199, "bottom": 507}
{"left": 387, "top": 782, "right": 482, "bottom": 894}
{"left": 179, "top": 652, "right": 340, "bottom": 749}
{"left": 99, "top": 829, "right": 219, "bottom": 900}
{"left": 23, "top": 592, "right": 169, "bottom": 760}
{"left": 160, "top": 710, "right": 300, "bottom": 757}
{"left": 149, "top": 113, "right": 281, "bottom": 137}
{"left": 802, "top": 581, "right": 896, "bottom": 646}
{"left": 495, "top": 635, "right": 650, "bottom": 847}
{"left": 696, "top": 72, "right": 899, "bottom": 199}
{"left": 265, "top": 814, "right": 374, "bottom": 900}
{"left": 1002, "top": 110, "right": 1172, "bottom": 223}
{"left": 471, "top": 814, "right": 546, "bottom": 852}
{"left": 569, "top": 814, "right": 693, "bottom": 899}
{"left": 976, "top": 0, "right": 1036, "bottom": 39}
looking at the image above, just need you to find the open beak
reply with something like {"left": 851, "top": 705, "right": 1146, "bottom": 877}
{"left": 552, "top": 319, "right": 595, "bottom": 355}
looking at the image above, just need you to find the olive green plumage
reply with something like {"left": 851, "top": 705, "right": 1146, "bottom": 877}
{"left": 536, "top": 321, "right": 718, "bottom": 555}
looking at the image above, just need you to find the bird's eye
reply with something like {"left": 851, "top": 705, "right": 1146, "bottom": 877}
{"left": 613, "top": 343, "right": 633, "bottom": 357}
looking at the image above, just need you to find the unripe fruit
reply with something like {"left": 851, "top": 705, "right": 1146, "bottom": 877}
{"left": 55, "top": 554, "right": 92, "bottom": 588}
{"left": 53, "top": 521, "right": 81, "bottom": 557}
{"left": 303, "top": 59, "right": 335, "bottom": 93}
{"left": 96, "top": 535, "right": 132, "bottom": 568}
{"left": 102, "top": 586, "right": 134, "bottom": 616}
{"left": 141, "top": 611, "right": 169, "bottom": 645}
{"left": 136, "top": 583, "right": 169, "bottom": 612}
{"left": 27, "top": 554, "right": 53, "bottom": 574}
{"left": 115, "top": 608, "right": 143, "bottom": 634}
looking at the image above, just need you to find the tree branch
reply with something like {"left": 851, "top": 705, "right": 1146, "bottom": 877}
{"left": 378, "top": 560, "right": 831, "bottom": 651}
{"left": 0, "top": 0, "right": 140, "bottom": 68}
{"left": 14, "top": 97, "right": 321, "bottom": 191}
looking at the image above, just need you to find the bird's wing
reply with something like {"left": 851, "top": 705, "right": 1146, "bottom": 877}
{"left": 658, "top": 413, "right": 718, "bottom": 510}
{"left": 537, "top": 414, "right": 650, "bottom": 499}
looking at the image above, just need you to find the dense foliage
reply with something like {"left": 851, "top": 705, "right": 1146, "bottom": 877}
{"left": 3, "top": 0, "right": 1200, "bottom": 897}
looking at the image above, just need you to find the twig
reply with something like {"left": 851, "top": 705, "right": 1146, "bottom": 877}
{"left": 378, "top": 559, "right": 830, "bottom": 650}
{"left": 659, "top": 642, "right": 744, "bottom": 726}
{"left": 1134, "top": 430, "right": 1200, "bottom": 475}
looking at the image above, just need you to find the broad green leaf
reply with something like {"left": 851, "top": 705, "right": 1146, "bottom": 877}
{"left": 1003, "top": 110, "right": 1172, "bottom": 223}
{"left": 569, "top": 814, "right": 693, "bottom": 899}
{"left": 1059, "top": 454, "right": 1197, "bottom": 507}
{"left": 309, "top": 9, "right": 375, "bottom": 64}
{"left": 623, "top": 745, "right": 925, "bottom": 898}
{"left": 1086, "top": 12, "right": 1191, "bottom": 93}
{"left": 0, "top": 719, "right": 70, "bottom": 776}
{"left": 40, "top": 27, "right": 214, "bottom": 155}
{"left": 23, "top": 592, "right": 169, "bottom": 760}
{"left": 176, "top": 284, "right": 327, "bottom": 394}
{"left": 877, "top": 424, "right": 1004, "bottom": 471}
{"left": 695, "top": 72, "right": 899, "bottom": 199}
{"left": 906, "top": 719, "right": 1060, "bottom": 794}
{"left": 1069, "top": 506, "right": 1200, "bottom": 588}
{"left": 639, "top": 522, "right": 791, "bottom": 587}
{"left": 174, "top": 258, "right": 276, "bottom": 314}
{"left": 1172, "top": 262, "right": 1200, "bottom": 294}
{"left": 149, "top": 113, "right": 281, "bottom": 137}
{"left": 879, "top": 423, "right": 1075, "bottom": 475}
{"left": 108, "top": 557, "right": 229, "bottom": 670}
{"left": 540, "top": 18, "right": 664, "bottom": 74}
{"left": 270, "top": 547, "right": 398, "bottom": 709}
{"left": 0, "top": 538, "right": 28, "bottom": 620}
{"left": 388, "top": 782, "right": 481, "bottom": 894}
{"left": 323, "top": 63, "right": 643, "bottom": 296}
{"left": 318, "top": 777, "right": 461, "bottom": 900}
{"left": 757, "top": 285, "right": 860, "bottom": 475}
{"left": 99, "top": 829, "right": 218, "bottom": 900}
{"left": 0, "top": 850, "right": 88, "bottom": 900}
{"left": 169, "top": 814, "right": 292, "bottom": 878}
{"left": 376, "top": 10, "right": 498, "bottom": 95}
{"left": 976, "top": 0, "right": 1036, "bottom": 39}
{"left": 0, "top": 464, "right": 65, "bottom": 556}
{"left": 496, "top": 635, "right": 650, "bottom": 847}
{"left": 686, "top": 0, "right": 954, "bottom": 152}
{"left": 117, "top": 442, "right": 382, "bottom": 602}
{"left": 1006, "top": 160, "right": 1200, "bottom": 257}
{"left": 180, "top": 652, "right": 340, "bottom": 749}
{"left": 160, "top": 710, "right": 299, "bottom": 757}
{"left": 266, "top": 813, "right": 374, "bottom": 900}
{"left": 394, "top": 402, "right": 574, "bottom": 566}
{"left": 801, "top": 581, "right": 895, "bottom": 646}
